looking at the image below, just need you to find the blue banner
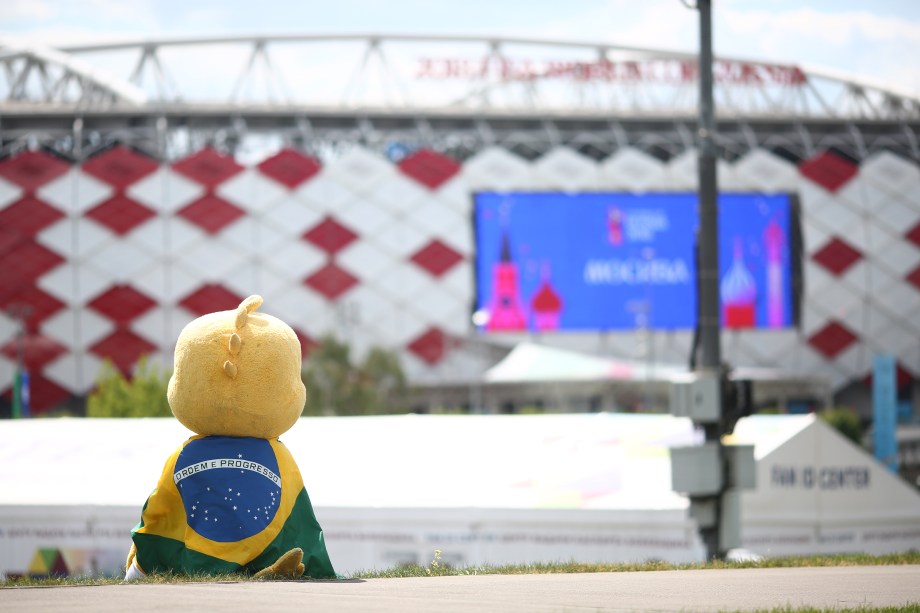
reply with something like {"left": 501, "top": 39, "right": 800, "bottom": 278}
{"left": 873, "top": 353, "right": 898, "bottom": 472}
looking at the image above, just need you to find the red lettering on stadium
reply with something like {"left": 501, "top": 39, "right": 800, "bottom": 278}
{"left": 416, "top": 57, "right": 807, "bottom": 86}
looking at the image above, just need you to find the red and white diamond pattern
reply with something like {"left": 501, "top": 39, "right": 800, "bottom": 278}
{"left": 2, "top": 143, "right": 919, "bottom": 412}
{"left": 599, "top": 148, "right": 667, "bottom": 192}
{"left": 532, "top": 147, "right": 599, "bottom": 191}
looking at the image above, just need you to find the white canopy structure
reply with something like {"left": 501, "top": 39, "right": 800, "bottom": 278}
{"left": 484, "top": 342, "right": 687, "bottom": 385}
{"left": 482, "top": 342, "right": 830, "bottom": 410}
{"left": 1, "top": 413, "right": 918, "bottom": 577}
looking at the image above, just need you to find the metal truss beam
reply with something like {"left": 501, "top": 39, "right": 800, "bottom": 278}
{"left": 1, "top": 34, "right": 918, "bottom": 122}
{"left": 1, "top": 106, "right": 916, "bottom": 166}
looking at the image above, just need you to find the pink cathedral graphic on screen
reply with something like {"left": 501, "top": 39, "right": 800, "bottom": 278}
{"left": 486, "top": 233, "right": 528, "bottom": 331}
{"left": 531, "top": 262, "right": 563, "bottom": 331}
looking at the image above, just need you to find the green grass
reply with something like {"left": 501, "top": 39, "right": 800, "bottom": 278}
{"left": 748, "top": 607, "right": 920, "bottom": 613}
{"left": 3, "top": 551, "right": 919, "bottom": 588}
{"left": 350, "top": 551, "right": 920, "bottom": 579}
{"left": 1, "top": 570, "right": 252, "bottom": 587}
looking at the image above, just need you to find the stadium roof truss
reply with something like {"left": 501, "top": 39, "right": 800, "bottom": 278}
{"left": 0, "top": 34, "right": 918, "bottom": 163}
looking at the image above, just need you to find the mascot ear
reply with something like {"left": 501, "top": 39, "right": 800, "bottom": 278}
{"left": 235, "top": 295, "right": 263, "bottom": 329}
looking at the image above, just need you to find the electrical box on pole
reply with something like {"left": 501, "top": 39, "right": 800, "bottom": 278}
{"left": 671, "top": 442, "right": 721, "bottom": 495}
{"left": 670, "top": 373, "right": 721, "bottom": 423}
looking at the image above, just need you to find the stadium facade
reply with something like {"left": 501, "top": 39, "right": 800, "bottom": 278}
{"left": 0, "top": 35, "right": 919, "bottom": 421}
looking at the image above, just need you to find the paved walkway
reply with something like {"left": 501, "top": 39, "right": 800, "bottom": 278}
{"left": 4, "top": 565, "right": 920, "bottom": 612}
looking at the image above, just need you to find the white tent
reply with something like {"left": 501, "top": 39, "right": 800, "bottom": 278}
{"left": 732, "top": 415, "right": 920, "bottom": 556}
{"left": 484, "top": 342, "right": 687, "bottom": 384}
{"left": 1, "top": 413, "right": 917, "bottom": 578}
{"left": 483, "top": 342, "right": 831, "bottom": 409}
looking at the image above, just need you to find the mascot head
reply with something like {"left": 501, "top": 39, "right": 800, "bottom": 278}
{"left": 168, "top": 295, "right": 305, "bottom": 439}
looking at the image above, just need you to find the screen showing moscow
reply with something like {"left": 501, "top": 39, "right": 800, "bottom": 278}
{"left": 473, "top": 192, "right": 794, "bottom": 332}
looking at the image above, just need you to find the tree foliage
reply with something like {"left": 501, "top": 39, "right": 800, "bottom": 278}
{"left": 819, "top": 406, "right": 864, "bottom": 445}
{"left": 85, "top": 338, "right": 406, "bottom": 418}
{"left": 302, "top": 335, "right": 407, "bottom": 416}
{"left": 86, "top": 357, "right": 172, "bottom": 418}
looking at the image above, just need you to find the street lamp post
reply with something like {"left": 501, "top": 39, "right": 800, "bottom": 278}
{"left": 697, "top": 0, "right": 720, "bottom": 378}
{"left": 695, "top": 0, "right": 723, "bottom": 559}
{"left": 669, "top": 0, "right": 757, "bottom": 563}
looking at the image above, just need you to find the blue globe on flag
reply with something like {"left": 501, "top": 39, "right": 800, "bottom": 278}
{"left": 173, "top": 437, "right": 282, "bottom": 542}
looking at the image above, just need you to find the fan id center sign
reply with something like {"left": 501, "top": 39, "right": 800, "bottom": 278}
{"left": 770, "top": 465, "right": 871, "bottom": 490}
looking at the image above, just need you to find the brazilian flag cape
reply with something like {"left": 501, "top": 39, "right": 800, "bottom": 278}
{"left": 131, "top": 435, "right": 335, "bottom": 578}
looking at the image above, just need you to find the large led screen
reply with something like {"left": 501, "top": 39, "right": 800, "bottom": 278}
{"left": 473, "top": 192, "right": 795, "bottom": 332}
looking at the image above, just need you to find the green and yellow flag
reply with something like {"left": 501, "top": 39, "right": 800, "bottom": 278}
{"left": 132, "top": 435, "right": 335, "bottom": 578}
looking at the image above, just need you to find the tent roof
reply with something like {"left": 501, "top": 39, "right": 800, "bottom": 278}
{"left": 0, "top": 413, "right": 705, "bottom": 511}
{"left": 729, "top": 414, "right": 815, "bottom": 459}
{"left": 0, "top": 413, "right": 845, "bottom": 513}
{"left": 482, "top": 343, "right": 832, "bottom": 407}
{"left": 484, "top": 342, "right": 687, "bottom": 384}
{"left": 730, "top": 414, "right": 920, "bottom": 524}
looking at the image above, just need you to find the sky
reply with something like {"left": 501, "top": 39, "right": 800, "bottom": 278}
{"left": 1, "top": 0, "right": 919, "bottom": 97}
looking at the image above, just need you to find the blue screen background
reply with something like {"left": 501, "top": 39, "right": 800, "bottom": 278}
{"left": 473, "top": 192, "right": 793, "bottom": 332}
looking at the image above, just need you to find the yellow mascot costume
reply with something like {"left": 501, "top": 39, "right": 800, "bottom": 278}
{"left": 125, "top": 295, "right": 335, "bottom": 580}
